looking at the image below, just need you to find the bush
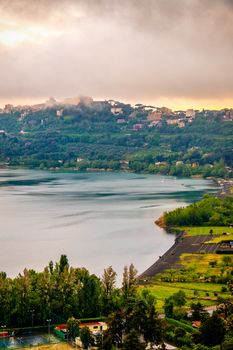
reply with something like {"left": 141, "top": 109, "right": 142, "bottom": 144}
{"left": 209, "top": 260, "right": 217, "bottom": 267}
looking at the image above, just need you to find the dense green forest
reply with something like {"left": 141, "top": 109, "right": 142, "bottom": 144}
{"left": 0, "top": 255, "right": 145, "bottom": 329}
{"left": 0, "top": 101, "right": 232, "bottom": 178}
{"left": 164, "top": 195, "right": 233, "bottom": 226}
{"left": 2, "top": 256, "right": 233, "bottom": 349}
{"left": 0, "top": 256, "right": 116, "bottom": 327}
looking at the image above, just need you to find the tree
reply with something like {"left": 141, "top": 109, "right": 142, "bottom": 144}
{"left": 67, "top": 317, "right": 80, "bottom": 340}
{"left": 59, "top": 254, "right": 69, "bottom": 273}
{"left": 221, "top": 336, "right": 233, "bottom": 350}
{"left": 143, "top": 304, "right": 162, "bottom": 349}
{"left": 102, "top": 266, "right": 117, "bottom": 315}
{"left": 122, "top": 264, "right": 138, "bottom": 300}
{"left": 48, "top": 260, "right": 53, "bottom": 274}
{"left": 105, "top": 310, "right": 125, "bottom": 347}
{"left": 222, "top": 256, "right": 232, "bottom": 266}
{"left": 80, "top": 327, "right": 92, "bottom": 349}
{"left": 122, "top": 329, "right": 145, "bottom": 350}
{"left": 102, "top": 266, "right": 117, "bottom": 297}
{"left": 190, "top": 302, "right": 206, "bottom": 321}
{"left": 172, "top": 290, "right": 186, "bottom": 307}
{"left": 199, "top": 312, "right": 226, "bottom": 346}
{"left": 164, "top": 297, "right": 174, "bottom": 318}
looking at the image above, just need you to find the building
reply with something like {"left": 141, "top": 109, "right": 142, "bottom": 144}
{"left": 133, "top": 123, "right": 143, "bottom": 130}
{"left": 167, "top": 119, "right": 179, "bottom": 125}
{"left": 55, "top": 321, "right": 107, "bottom": 336}
{"left": 147, "top": 111, "right": 162, "bottom": 122}
{"left": 186, "top": 109, "right": 196, "bottom": 118}
{"left": 4, "top": 104, "right": 14, "bottom": 113}
{"left": 223, "top": 109, "right": 233, "bottom": 121}
{"left": 149, "top": 120, "right": 160, "bottom": 127}
{"left": 79, "top": 321, "right": 107, "bottom": 333}
{"left": 111, "top": 107, "right": 123, "bottom": 115}
{"left": 117, "top": 118, "right": 126, "bottom": 124}
{"left": 56, "top": 109, "right": 64, "bottom": 117}
{"left": 178, "top": 121, "right": 185, "bottom": 128}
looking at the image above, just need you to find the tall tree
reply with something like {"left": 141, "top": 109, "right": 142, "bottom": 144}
{"left": 143, "top": 304, "right": 162, "bottom": 349}
{"left": 67, "top": 316, "right": 80, "bottom": 340}
{"left": 59, "top": 255, "right": 69, "bottom": 273}
{"left": 122, "top": 264, "right": 138, "bottom": 300}
{"left": 102, "top": 266, "right": 117, "bottom": 298}
{"left": 200, "top": 312, "right": 226, "bottom": 346}
{"left": 102, "top": 265, "right": 117, "bottom": 315}
{"left": 122, "top": 329, "right": 145, "bottom": 350}
{"left": 80, "top": 327, "right": 92, "bottom": 349}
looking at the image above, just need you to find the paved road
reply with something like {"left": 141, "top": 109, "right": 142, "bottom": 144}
{"left": 139, "top": 234, "right": 220, "bottom": 278}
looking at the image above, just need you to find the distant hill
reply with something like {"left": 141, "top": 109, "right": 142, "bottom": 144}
{"left": 0, "top": 99, "right": 232, "bottom": 178}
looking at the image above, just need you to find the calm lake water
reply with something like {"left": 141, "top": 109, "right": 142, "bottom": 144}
{"left": 0, "top": 169, "right": 217, "bottom": 282}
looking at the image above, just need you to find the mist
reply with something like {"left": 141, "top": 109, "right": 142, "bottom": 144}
{"left": 0, "top": 0, "right": 233, "bottom": 108}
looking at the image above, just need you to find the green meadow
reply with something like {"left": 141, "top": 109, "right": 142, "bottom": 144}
{"left": 177, "top": 226, "right": 233, "bottom": 236}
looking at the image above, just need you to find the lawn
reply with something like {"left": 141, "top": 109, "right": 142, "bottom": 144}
{"left": 177, "top": 226, "right": 233, "bottom": 236}
{"left": 138, "top": 281, "right": 228, "bottom": 313}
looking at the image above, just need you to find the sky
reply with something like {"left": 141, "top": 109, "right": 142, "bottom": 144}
{"left": 0, "top": 0, "right": 233, "bottom": 110}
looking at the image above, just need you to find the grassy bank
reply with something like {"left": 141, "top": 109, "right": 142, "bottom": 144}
{"left": 179, "top": 226, "right": 233, "bottom": 236}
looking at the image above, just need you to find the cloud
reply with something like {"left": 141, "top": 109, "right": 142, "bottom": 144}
{"left": 0, "top": 0, "right": 233, "bottom": 108}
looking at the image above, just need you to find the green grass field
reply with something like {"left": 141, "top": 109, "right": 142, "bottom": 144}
{"left": 177, "top": 226, "right": 233, "bottom": 236}
{"left": 139, "top": 225, "right": 233, "bottom": 313}
{"left": 138, "top": 281, "right": 229, "bottom": 313}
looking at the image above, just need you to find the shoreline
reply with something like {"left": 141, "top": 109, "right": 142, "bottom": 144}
{"left": 1, "top": 164, "right": 232, "bottom": 180}
{"left": 139, "top": 178, "right": 232, "bottom": 280}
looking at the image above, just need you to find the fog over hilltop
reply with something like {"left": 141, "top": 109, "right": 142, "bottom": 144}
{"left": 0, "top": 0, "right": 233, "bottom": 109}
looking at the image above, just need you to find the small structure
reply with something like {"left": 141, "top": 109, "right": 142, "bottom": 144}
{"left": 55, "top": 321, "right": 108, "bottom": 342}
{"left": 117, "top": 118, "right": 126, "bottom": 124}
{"left": 133, "top": 123, "right": 143, "bottom": 131}
{"left": 192, "top": 321, "right": 201, "bottom": 328}
{"left": 186, "top": 109, "right": 196, "bottom": 118}
{"left": 217, "top": 240, "right": 233, "bottom": 253}
{"left": 111, "top": 107, "right": 123, "bottom": 115}
{"left": 54, "top": 324, "right": 67, "bottom": 340}
{"left": 0, "top": 331, "right": 9, "bottom": 337}
{"left": 80, "top": 321, "right": 107, "bottom": 333}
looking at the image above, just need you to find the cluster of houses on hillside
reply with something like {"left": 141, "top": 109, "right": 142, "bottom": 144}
{"left": 0, "top": 97, "right": 233, "bottom": 136}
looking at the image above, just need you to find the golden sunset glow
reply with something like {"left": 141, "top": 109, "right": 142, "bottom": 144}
{"left": 0, "top": 26, "right": 61, "bottom": 47}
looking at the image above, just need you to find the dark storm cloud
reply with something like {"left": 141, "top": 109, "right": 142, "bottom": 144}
{"left": 0, "top": 0, "right": 233, "bottom": 107}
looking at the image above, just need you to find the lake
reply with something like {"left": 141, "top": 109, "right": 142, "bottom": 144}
{"left": 0, "top": 169, "right": 217, "bottom": 282}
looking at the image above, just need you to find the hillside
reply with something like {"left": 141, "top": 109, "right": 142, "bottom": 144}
{"left": 0, "top": 99, "right": 232, "bottom": 178}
